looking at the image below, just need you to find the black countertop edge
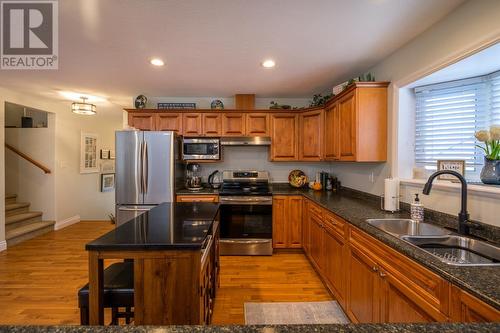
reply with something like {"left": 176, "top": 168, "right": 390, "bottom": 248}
{"left": 1, "top": 323, "right": 499, "bottom": 333}
{"left": 268, "top": 184, "right": 500, "bottom": 310}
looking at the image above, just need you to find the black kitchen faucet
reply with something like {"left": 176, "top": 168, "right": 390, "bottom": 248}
{"left": 422, "top": 170, "right": 479, "bottom": 235}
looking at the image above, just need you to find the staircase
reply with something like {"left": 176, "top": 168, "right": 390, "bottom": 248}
{"left": 5, "top": 194, "right": 55, "bottom": 246}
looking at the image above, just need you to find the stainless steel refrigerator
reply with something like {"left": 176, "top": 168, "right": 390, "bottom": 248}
{"left": 115, "top": 130, "right": 184, "bottom": 226}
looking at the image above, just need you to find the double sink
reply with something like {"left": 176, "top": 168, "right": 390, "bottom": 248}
{"left": 367, "top": 219, "right": 500, "bottom": 266}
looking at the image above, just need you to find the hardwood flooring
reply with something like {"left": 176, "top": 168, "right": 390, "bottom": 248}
{"left": 0, "top": 222, "right": 332, "bottom": 325}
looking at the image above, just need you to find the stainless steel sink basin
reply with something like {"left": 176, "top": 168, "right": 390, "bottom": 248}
{"left": 400, "top": 235, "right": 500, "bottom": 266}
{"left": 367, "top": 219, "right": 452, "bottom": 237}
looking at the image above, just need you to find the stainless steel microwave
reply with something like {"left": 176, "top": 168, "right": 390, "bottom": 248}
{"left": 182, "top": 138, "right": 220, "bottom": 160}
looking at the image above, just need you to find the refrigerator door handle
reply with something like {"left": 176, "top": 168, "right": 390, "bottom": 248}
{"left": 139, "top": 141, "right": 144, "bottom": 194}
{"left": 143, "top": 140, "right": 149, "bottom": 194}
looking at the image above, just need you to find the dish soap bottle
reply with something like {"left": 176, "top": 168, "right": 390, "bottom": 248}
{"left": 410, "top": 194, "right": 424, "bottom": 223}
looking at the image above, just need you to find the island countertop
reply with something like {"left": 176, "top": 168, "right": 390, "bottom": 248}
{"left": 86, "top": 202, "right": 219, "bottom": 251}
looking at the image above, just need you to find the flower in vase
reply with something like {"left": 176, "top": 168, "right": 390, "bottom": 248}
{"left": 475, "top": 130, "right": 490, "bottom": 142}
{"left": 490, "top": 125, "right": 500, "bottom": 140}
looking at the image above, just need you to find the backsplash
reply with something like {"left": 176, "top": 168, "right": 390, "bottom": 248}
{"left": 195, "top": 146, "right": 335, "bottom": 183}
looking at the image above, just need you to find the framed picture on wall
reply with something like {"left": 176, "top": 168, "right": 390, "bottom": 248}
{"left": 101, "top": 173, "right": 115, "bottom": 192}
{"left": 80, "top": 132, "right": 99, "bottom": 174}
{"left": 437, "top": 160, "right": 465, "bottom": 181}
{"left": 100, "top": 149, "right": 110, "bottom": 159}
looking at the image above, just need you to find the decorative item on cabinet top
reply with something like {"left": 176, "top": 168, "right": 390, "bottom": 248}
{"left": 210, "top": 100, "right": 224, "bottom": 110}
{"left": 134, "top": 95, "right": 147, "bottom": 109}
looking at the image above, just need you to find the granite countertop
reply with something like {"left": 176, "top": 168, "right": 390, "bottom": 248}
{"left": 2, "top": 323, "right": 499, "bottom": 332}
{"left": 270, "top": 183, "right": 500, "bottom": 310}
{"left": 86, "top": 202, "right": 219, "bottom": 251}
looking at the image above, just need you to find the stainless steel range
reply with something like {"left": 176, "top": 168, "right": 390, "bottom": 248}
{"left": 219, "top": 170, "right": 273, "bottom": 256}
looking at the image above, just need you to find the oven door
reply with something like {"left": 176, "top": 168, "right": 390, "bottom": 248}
{"left": 219, "top": 200, "right": 273, "bottom": 255}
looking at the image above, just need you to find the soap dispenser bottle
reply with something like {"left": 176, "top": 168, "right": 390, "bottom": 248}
{"left": 410, "top": 194, "right": 424, "bottom": 223}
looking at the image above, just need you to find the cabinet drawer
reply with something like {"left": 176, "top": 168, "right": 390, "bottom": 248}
{"left": 323, "top": 212, "right": 346, "bottom": 238}
{"left": 349, "top": 227, "right": 450, "bottom": 315}
{"left": 177, "top": 195, "right": 219, "bottom": 203}
{"left": 308, "top": 202, "right": 323, "bottom": 219}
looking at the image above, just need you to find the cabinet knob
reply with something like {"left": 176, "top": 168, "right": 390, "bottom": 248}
{"left": 379, "top": 271, "right": 387, "bottom": 278}
{"left": 372, "top": 266, "right": 378, "bottom": 272}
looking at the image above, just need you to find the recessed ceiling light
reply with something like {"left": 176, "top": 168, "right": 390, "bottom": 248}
{"left": 261, "top": 59, "right": 276, "bottom": 68}
{"left": 150, "top": 58, "right": 164, "bottom": 66}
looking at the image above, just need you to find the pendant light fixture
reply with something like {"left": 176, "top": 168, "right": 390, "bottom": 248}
{"left": 71, "top": 97, "right": 96, "bottom": 115}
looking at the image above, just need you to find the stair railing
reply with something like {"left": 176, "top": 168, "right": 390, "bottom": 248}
{"left": 5, "top": 143, "right": 51, "bottom": 174}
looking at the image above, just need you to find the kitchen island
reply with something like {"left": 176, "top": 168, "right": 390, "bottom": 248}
{"left": 85, "top": 202, "right": 220, "bottom": 325}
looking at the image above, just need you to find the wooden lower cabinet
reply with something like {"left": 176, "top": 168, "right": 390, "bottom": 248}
{"left": 450, "top": 286, "right": 500, "bottom": 322}
{"left": 176, "top": 195, "right": 219, "bottom": 203}
{"left": 309, "top": 212, "right": 325, "bottom": 270}
{"left": 346, "top": 245, "right": 379, "bottom": 323}
{"left": 272, "top": 196, "right": 302, "bottom": 249}
{"left": 323, "top": 224, "right": 346, "bottom": 306}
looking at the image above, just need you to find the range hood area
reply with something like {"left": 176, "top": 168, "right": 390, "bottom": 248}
{"left": 220, "top": 136, "right": 271, "bottom": 146}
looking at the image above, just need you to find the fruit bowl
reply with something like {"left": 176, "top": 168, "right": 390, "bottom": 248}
{"left": 288, "top": 170, "right": 308, "bottom": 188}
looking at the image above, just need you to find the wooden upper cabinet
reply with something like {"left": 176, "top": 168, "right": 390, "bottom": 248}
{"left": 338, "top": 92, "right": 357, "bottom": 161}
{"left": 299, "top": 109, "right": 324, "bottom": 161}
{"left": 156, "top": 113, "right": 182, "bottom": 133}
{"left": 128, "top": 113, "right": 155, "bottom": 131}
{"left": 270, "top": 114, "right": 298, "bottom": 161}
{"left": 324, "top": 103, "right": 340, "bottom": 160}
{"left": 202, "top": 113, "right": 222, "bottom": 136}
{"left": 222, "top": 113, "right": 245, "bottom": 136}
{"left": 183, "top": 113, "right": 202, "bottom": 136}
{"left": 246, "top": 113, "right": 269, "bottom": 136}
{"left": 450, "top": 286, "right": 500, "bottom": 322}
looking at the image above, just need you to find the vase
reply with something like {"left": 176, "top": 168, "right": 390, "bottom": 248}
{"left": 480, "top": 157, "right": 500, "bottom": 185}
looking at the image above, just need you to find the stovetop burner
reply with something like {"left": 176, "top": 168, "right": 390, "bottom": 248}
{"left": 220, "top": 170, "right": 271, "bottom": 196}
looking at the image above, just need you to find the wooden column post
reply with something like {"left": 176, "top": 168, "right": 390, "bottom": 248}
{"left": 88, "top": 251, "right": 104, "bottom": 325}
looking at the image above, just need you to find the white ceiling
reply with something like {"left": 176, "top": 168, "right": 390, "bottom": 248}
{"left": 0, "top": 0, "right": 466, "bottom": 108}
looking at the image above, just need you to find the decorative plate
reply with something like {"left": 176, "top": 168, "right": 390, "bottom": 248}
{"left": 210, "top": 99, "right": 224, "bottom": 110}
{"left": 135, "top": 95, "right": 147, "bottom": 109}
{"left": 288, "top": 170, "right": 308, "bottom": 188}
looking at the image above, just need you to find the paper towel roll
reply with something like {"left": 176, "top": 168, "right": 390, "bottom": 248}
{"left": 384, "top": 178, "right": 400, "bottom": 212}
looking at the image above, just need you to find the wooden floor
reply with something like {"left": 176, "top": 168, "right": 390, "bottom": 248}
{"left": 0, "top": 221, "right": 332, "bottom": 325}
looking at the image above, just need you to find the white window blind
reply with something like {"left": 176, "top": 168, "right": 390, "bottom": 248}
{"left": 414, "top": 77, "right": 490, "bottom": 178}
{"left": 491, "top": 71, "right": 500, "bottom": 125}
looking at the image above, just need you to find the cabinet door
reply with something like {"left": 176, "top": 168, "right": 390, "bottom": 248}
{"left": 324, "top": 103, "right": 340, "bottom": 160}
{"left": 347, "top": 246, "right": 379, "bottom": 323}
{"left": 128, "top": 113, "right": 156, "bottom": 130}
{"left": 323, "top": 226, "right": 346, "bottom": 304}
{"left": 338, "top": 92, "right": 357, "bottom": 161}
{"left": 270, "top": 114, "right": 298, "bottom": 161}
{"left": 183, "top": 113, "right": 202, "bottom": 136}
{"left": 309, "top": 214, "right": 325, "bottom": 271}
{"left": 222, "top": 113, "right": 245, "bottom": 136}
{"left": 302, "top": 200, "right": 311, "bottom": 255}
{"left": 450, "top": 287, "right": 500, "bottom": 322}
{"left": 203, "top": 113, "right": 222, "bottom": 136}
{"left": 272, "top": 196, "right": 287, "bottom": 249}
{"left": 299, "top": 109, "right": 324, "bottom": 161}
{"left": 287, "top": 196, "right": 303, "bottom": 248}
{"left": 246, "top": 113, "right": 269, "bottom": 136}
{"left": 176, "top": 195, "right": 219, "bottom": 203}
{"left": 156, "top": 113, "right": 182, "bottom": 133}
{"left": 379, "top": 269, "right": 447, "bottom": 323}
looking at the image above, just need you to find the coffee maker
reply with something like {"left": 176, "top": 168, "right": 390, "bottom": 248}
{"left": 185, "top": 163, "right": 203, "bottom": 191}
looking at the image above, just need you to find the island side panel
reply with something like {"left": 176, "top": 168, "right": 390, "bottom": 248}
{"left": 134, "top": 250, "right": 201, "bottom": 325}
{"left": 88, "top": 251, "right": 104, "bottom": 325}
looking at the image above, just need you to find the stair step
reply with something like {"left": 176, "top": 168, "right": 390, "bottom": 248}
{"left": 5, "top": 202, "right": 30, "bottom": 216}
{"left": 5, "top": 194, "right": 17, "bottom": 204}
{"left": 6, "top": 212, "right": 43, "bottom": 231}
{"left": 6, "top": 221, "right": 55, "bottom": 247}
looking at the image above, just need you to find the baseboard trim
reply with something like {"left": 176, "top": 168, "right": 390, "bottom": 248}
{"left": 54, "top": 215, "right": 81, "bottom": 231}
{"left": 0, "top": 240, "right": 7, "bottom": 252}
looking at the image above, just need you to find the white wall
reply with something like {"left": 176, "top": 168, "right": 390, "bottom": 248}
{"left": 199, "top": 146, "right": 333, "bottom": 183}
{"left": 0, "top": 86, "right": 123, "bottom": 245}
{"left": 5, "top": 114, "right": 56, "bottom": 220}
{"left": 356, "top": 0, "right": 500, "bottom": 226}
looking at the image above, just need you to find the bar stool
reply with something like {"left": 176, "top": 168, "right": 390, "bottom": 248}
{"left": 78, "top": 261, "right": 134, "bottom": 325}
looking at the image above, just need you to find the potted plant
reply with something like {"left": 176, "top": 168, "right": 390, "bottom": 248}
{"left": 475, "top": 125, "right": 500, "bottom": 184}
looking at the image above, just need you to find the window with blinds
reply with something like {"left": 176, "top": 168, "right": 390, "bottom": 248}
{"left": 414, "top": 70, "right": 500, "bottom": 180}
